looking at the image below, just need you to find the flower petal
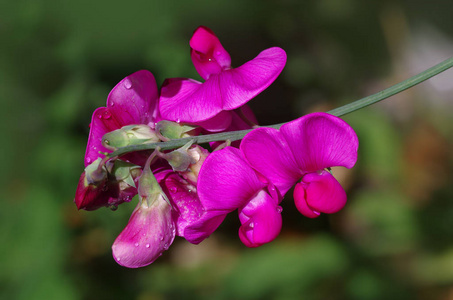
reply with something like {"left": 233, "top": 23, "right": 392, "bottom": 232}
{"left": 85, "top": 107, "right": 122, "bottom": 166}
{"left": 84, "top": 70, "right": 159, "bottom": 166}
{"left": 107, "top": 70, "right": 159, "bottom": 127}
{"left": 159, "top": 77, "right": 223, "bottom": 123}
{"left": 280, "top": 112, "right": 359, "bottom": 172}
{"left": 159, "top": 48, "right": 286, "bottom": 124}
{"left": 293, "top": 170, "right": 347, "bottom": 218}
{"left": 219, "top": 47, "right": 287, "bottom": 110}
{"left": 112, "top": 197, "right": 175, "bottom": 268}
{"left": 183, "top": 210, "right": 227, "bottom": 244}
{"left": 198, "top": 146, "right": 266, "bottom": 211}
{"left": 241, "top": 127, "right": 302, "bottom": 195}
{"left": 156, "top": 170, "right": 204, "bottom": 237}
{"left": 238, "top": 190, "right": 282, "bottom": 247}
{"left": 190, "top": 26, "right": 231, "bottom": 80}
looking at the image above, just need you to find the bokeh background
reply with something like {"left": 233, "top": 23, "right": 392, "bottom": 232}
{"left": 1, "top": 0, "right": 453, "bottom": 299}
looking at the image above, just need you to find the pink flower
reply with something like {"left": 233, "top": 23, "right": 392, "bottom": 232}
{"left": 159, "top": 26, "right": 287, "bottom": 131}
{"left": 85, "top": 70, "right": 159, "bottom": 167}
{"left": 241, "top": 112, "right": 358, "bottom": 218}
{"left": 76, "top": 70, "right": 159, "bottom": 211}
{"left": 185, "top": 147, "right": 282, "bottom": 247}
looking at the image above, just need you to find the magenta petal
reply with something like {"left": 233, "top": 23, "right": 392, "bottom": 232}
{"left": 107, "top": 70, "right": 159, "bottom": 126}
{"left": 241, "top": 127, "right": 302, "bottom": 195}
{"left": 112, "top": 199, "right": 175, "bottom": 268}
{"left": 190, "top": 26, "right": 231, "bottom": 80}
{"left": 85, "top": 107, "right": 122, "bottom": 166}
{"left": 293, "top": 171, "right": 347, "bottom": 218}
{"left": 198, "top": 147, "right": 266, "bottom": 211}
{"left": 195, "top": 110, "right": 233, "bottom": 132}
{"left": 183, "top": 210, "right": 227, "bottom": 244}
{"left": 238, "top": 190, "right": 282, "bottom": 248}
{"left": 156, "top": 170, "right": 204, "bottom": 237}
{"left": 159, "top": 78, "right": 223, "bottom": 123}
{"left": 219, "top": 47, "right": 286, "bottom": 110}
{"left": 281, "top": 112, "right": 359, "bottom": 172}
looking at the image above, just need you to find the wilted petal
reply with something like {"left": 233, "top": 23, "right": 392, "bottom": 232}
{"left": 241, "top": 127, "right": 302, "bottom": 195}
{"left": 190, "top": 26, "right": 231, "bottom": 80}
{"left": 112, "top": 197, "right": 175, "bottom": 268}
{"left": 281, "top": 112, "right": 359, "bottom": 172}
{"left": 238, "top": 190, "right": 282, "bottom": 247}
{"left": 198, "top": 147, "right": 266, "bottom": 211}
{"left": 293, "top": 170, "right": 347, "bottom": 218}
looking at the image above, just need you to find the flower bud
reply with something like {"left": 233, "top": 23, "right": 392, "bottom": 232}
{"left": 180, "top": 145, "right": 209, "bottom": 184}
{"left": 74, "top": 158, "right": 109, "bottom": 210}
{"left": 102, "top": 124, "right": 160, "bottom": 150}
{"left": 155, "top": 120, "right": 197, "bottom": 140}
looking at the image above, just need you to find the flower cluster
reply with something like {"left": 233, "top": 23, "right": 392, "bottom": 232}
{"left": 75, "top": 26, "right": 358, "bottom": 268}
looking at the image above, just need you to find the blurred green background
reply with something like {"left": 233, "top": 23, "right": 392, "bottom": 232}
{"left": 1, "top": 0, "right": 453, "bottom": 299}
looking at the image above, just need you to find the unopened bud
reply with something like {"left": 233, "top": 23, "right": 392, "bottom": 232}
{"left": 181, "top": 145, "right": 210, "bottom": 184}
{"left": 102, "top": 125, "right": 160, "bottom": 150}
{"left": 156, "top": 120, "right": 197, "bottom": 140}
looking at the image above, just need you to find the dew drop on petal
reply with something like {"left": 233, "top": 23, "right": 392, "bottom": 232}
{"left": 249, "top": 222, "right": 254, "bottom": 228}
{"left": 103, "top": 110, "right": 112, "bottom": 119}
{"left": 86, "top": 157, "right": 92, "bottom": 164}
{"left": 134, "top": 242, "right": 139, "bottom": 247}
{"left": 145, "top": 244, "right": 150, "bottom": 248}
{"left": 124, "top": 79, "right": 132, "bottom": 89}
{"left": 276, "top": 206, "right": 283, "bottom": 213}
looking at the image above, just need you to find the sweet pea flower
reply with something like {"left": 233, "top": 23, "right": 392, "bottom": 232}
{"left": 159, "top": 26, "right": 287, "bottom": 131}
{"left": 241, "top": 112, "right": 358, "bottom": 218}
{"left": 75, "top": 70, "right": 159, "bottom": 210}
{"left": 85, "top": 70, "right": 159, "bottom": 167}
{"left": 185, "top": 147, "right": 282, "bottom": 247}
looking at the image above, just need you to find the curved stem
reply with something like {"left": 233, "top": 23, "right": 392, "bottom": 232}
{"left": 108, "top": 56, "right": 453, "bottom": 157}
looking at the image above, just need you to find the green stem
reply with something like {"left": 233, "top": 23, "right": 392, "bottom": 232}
{"left": 108, "top": 56, "right": 453, "bottom": 157}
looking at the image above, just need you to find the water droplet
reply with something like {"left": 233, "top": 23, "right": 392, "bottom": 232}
{"left": 109, "top": 204, "right": 118, "bottom": 211}
{"left": 249, "top": 222, "right": 255, "bottom": 228}
{"left": 117, "top": 257, "right": 121, "bottom": 261}
{"left": 103, "top": 110, "right": 112, "bottom": 119}
{"left": 276, "top": 206, "right": 283, "bottom": 213}
{"left": 145, "top": 243, "right": 150, "bottom": 248}
{"left": 86, "top": 157, "right": 92, "bottom": 163}
{"left": 110, "top": 102, "right": 115, "bottom": 107}
{"left": 103, "top": 139, "right": 110, "bottom": 145}
{"left": 124, "top": 79, "right": 132, "bottom": 89}
{"left": 169, "top": 187, "right": 178, "bottom": 193}
{"left": 134, "top": 242, "right": 139, "bottom": 247}
{"left": 176, "top": 118, "right": 181, "bottom": 123}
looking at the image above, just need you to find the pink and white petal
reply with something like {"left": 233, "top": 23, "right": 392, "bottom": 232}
{"left": 159, "top": 78, "right": 223, "bottom": 123}
{"left": 112, "top": 198, "right": 175, "bottom": 268}
{"left": 84, "top": 107, "right": 122, "bottom": 166}
{"left": 107, "top": 70, "right": 159, "bottom": 126}
{"left": 238, "top": 190, "right": 282, "bottom": 248}
{"left": 241, "top": 127, "right": 302, "bottom": 195}
{"left": 190, "top": 26, "right": 231, "bottom": 80}
{"left": 293, "top": 171, "right": 347, "bottom": 218}
{"left": 219, "top": 47, "right": 287, "bottom": 110}
{"left": 183, "top": 210, "right": 227, "bottom": 244}
{"left": 281, "top": 112, "right": 359, "bottom": 172}
{"left": 198, "top": 147, "right": 266, "bottom": 211}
